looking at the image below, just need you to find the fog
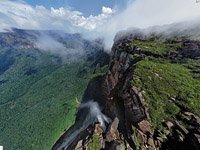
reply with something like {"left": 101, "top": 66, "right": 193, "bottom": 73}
{"left": 1, "top": 0, "right": 200, "bottom": 50}
{"left": 58, "top": 101, "right": 110, "bottom": 149}
{"left": 34, "top": 32, "right": 85, "bottom": 62}
{"left": 96, "top": 0, "right": 200, "bottom": 48}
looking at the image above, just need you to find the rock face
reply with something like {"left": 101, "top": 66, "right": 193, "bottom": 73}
{"left": 104, "top": 40, "right": 155, "bottom": 149}
{"left": 52, "top": 35, "right": 200, "bottom": 150}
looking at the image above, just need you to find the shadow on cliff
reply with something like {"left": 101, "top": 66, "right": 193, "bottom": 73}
{"left": 52, "top": 75, "right": 109, "bottom": 150}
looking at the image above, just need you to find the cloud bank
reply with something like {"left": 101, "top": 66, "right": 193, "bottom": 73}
{"left": 0, "top": 0, "right": 113, "bottom": 32}
{"left": 98, "top": 0, "right": 200, "bottom": 47}
{"left": 1, "top": 0, "right": 200, "bottom": 48}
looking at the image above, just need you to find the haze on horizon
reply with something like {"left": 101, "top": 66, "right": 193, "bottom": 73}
{"left": 1, "top": 0, "right": 200, "bottom": 47}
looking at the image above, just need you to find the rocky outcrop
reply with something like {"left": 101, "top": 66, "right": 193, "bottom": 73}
{"left": 52, "top": 36, "right": 200, "bottom": 150}
{"left": 104, "top": 41, "right": 155, "bottom": 149}
{"left": 179, "top": 40, "right": 200, "bottom": 59}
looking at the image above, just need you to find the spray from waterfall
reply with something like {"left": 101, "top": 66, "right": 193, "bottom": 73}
{"left": 56, "top": 101, "right": 110, "bottom": 150}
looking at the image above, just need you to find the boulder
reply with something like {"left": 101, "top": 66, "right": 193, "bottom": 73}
{"left": 163, "top": 121, "right": 174, "bottom": 129}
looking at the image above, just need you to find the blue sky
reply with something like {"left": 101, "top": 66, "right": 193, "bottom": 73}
{"left": 23, "top": 0, "right": 128, "bottom": 16}
{"left": 1, "top": 0, "right": 200, "bottom": 46}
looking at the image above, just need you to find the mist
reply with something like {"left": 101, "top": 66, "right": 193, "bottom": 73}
{"left": 79, "top": 101, "right": 111, "bottom": 130}
{"left": 58, "top": 101, "right": 110, "bottom": 149}
{"left": 1, "top": 0, "right": 200, "bottom": 50}
{"left": 34, "top": 32, "right": 85, "bottom": 62}
{"left": 96, "top": 0, "right": 200, "bottom": 48}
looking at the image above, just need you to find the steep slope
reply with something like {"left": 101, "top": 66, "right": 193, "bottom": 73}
{"left": 53, "top": 32, "right": 200, "bottom": 150}
{"left": 0, "top": 29, "right": 109, "bottom": 150}
{"left": 108, "top": 37, "right": 200, "bottom": 149}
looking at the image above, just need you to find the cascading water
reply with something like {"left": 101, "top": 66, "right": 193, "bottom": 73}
{"left": 52, "top": 101, "right": 110, "bottom": 150}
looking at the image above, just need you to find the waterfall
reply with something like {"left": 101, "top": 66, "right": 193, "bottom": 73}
{"left": 55, "top": 100, "right": 110, "bottom": 150}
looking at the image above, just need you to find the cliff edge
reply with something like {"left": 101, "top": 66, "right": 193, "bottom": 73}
{"left": 52, "top": 33, "right": 200, "bottom": 150}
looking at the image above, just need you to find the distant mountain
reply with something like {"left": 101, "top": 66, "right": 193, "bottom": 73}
{"left": 0, "top": 28, "right": 109, "bottom": 150}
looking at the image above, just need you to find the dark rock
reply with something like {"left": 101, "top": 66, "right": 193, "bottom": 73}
{"left": 184, "top": 133, "right": 200, "bottom": 150}
{"left": 179, "top": 40, "right": 200, "bottom": 59}
{"left": 104, "top": 42, "right": 155, "bottom": 150}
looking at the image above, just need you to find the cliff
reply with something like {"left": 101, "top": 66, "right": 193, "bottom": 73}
{"left": 52, "top": 34, "right": 200, "bottom": 150}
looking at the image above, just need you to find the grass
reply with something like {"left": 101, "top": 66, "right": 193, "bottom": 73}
{"left": 132, "top": 57, "right": 200, "bottom": 129}
{"left": 0, "top": 48, "right": 107, "bottom": 150}
{"left": 131, "top": 40, "right": 181, "bottom": 56}
{"left": 88, "top": 134, "right": 101, "bottom": 150}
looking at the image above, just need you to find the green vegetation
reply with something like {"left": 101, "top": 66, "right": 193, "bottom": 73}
{"left": 131, "top": 40, "right": 200, "bottom": 129}
{"left": 0, "top": 48, "right": 106, "bottom": 150}
{"left": 88, "top": 134, "right": 101, "bottom": 150}
{"left": 131, "top": 40, "right": 181, "bottom": 55}
{"left": 131, "top": 126, "right": 140, "bottom": 149}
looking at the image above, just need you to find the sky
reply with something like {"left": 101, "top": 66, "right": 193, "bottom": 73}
{"left": 24, "top": 0, "right": 128, "bottom": 16}
{"left": 1, "top": 0, "right": 200, "bottom": 47}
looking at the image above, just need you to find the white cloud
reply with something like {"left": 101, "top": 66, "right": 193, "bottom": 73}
{"left": 1, "top": 0, "right": 200, "bottom": 48}
{"left": 0, "top": 1, "right": 113, "bottom": 32}
{"left": 102, "top": 6, "right": 113, "bottom": 14}
{"left": 96, "top": 0, "right": 200, "bottom": 47}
